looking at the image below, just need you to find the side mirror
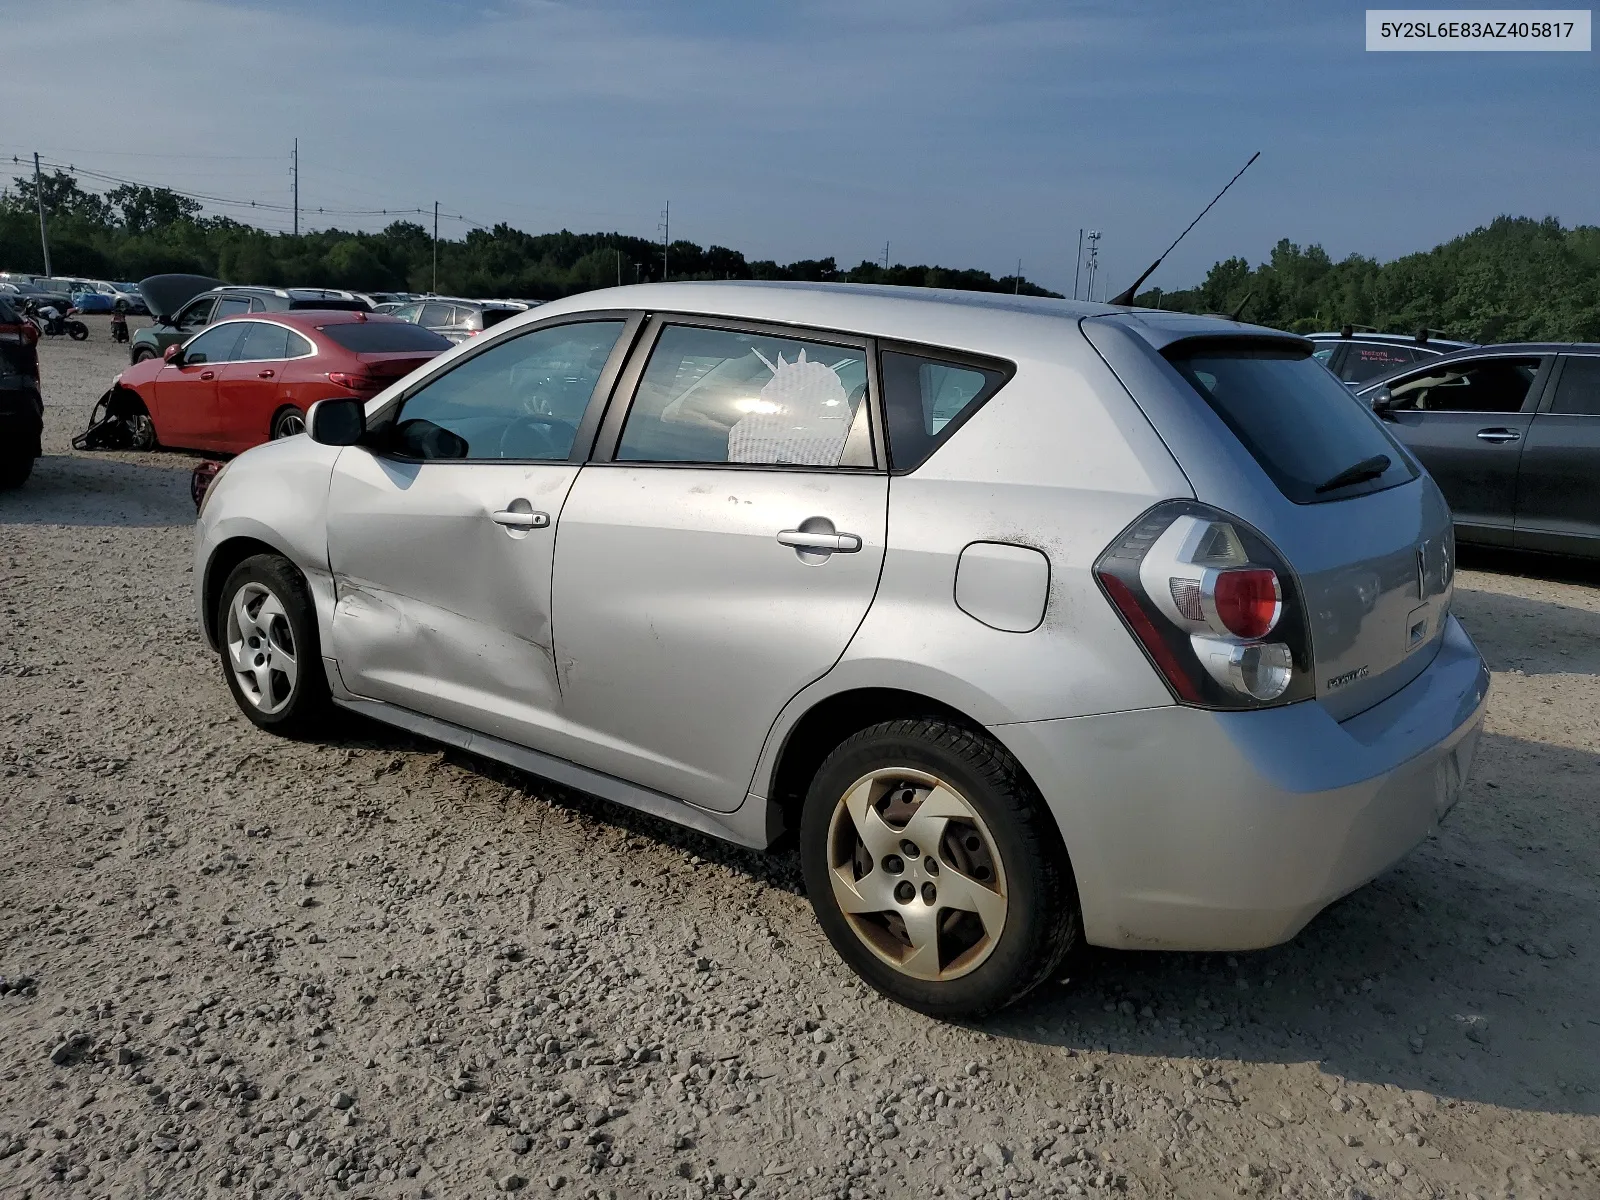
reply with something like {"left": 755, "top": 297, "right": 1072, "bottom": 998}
{"left": 1369, "top": 386, "right": 1397, "bottom": 417}
{"left": 163, "top": 344, "right": 184, "bottom": 365}
{"left": 308, "top": 397, "right": 366, "bottom": 446}
{"left": 156, "top": 313, "right": 172, "bottom": 327}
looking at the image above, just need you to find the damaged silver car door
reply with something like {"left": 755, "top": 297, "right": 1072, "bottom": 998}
{"left": 325, "top": 319, "right": 628, "bottom": 746}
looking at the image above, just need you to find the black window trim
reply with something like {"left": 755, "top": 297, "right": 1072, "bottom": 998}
{"left": 1540, "top": 353, "right": 1600, "bottom": 417}
{"left": 589, "top": 312, "right": 887, "bottom": 475}
{"left": 875, "top": 338, "right": 1017, "bottom": 475}
{"left": 367, "top": 309, "right": 645, "bottom": 467}
{"left": 1382, "top": 352, "right": 1555, "bottom": 416}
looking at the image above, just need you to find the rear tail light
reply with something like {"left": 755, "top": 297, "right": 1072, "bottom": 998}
{"left": 1095, "top": 501, "right": 1314, "bottom": 709}
{"left": 326, "top": 371, "right": 376, "bottom": 391}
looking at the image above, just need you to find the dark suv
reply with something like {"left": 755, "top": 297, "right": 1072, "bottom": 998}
{"left": 1308, "top": 329, "right": 1478, "bottom": 387}
{"left": 0, "top": 294, "right": 43, "bottom": 488}
{"left": 129, "top": 276, "right": 372, "bottom": 363}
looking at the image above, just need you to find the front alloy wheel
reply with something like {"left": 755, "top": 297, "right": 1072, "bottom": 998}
{"left": 225, "top": 581, "right": 299, "bottom": 714}
{"left": 216, "top": 554, "right": 330, "bottom": 734}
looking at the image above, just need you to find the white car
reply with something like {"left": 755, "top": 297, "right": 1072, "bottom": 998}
{"left": 193, "top": 282, "right": 1488, "bottom": 1016}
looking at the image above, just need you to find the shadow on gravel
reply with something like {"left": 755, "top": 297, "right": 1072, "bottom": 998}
{"left": 0, "top": 453, "right": 196, "bottom": 528}
{"left": 1457, "top": 544, "right": 1600, "bottom": 588}
{"left": 1452, "top": 585, "right": 1600, "bottom": 676}
{"left": 991, "top": 728, "right": 1600, "bottom": 1119}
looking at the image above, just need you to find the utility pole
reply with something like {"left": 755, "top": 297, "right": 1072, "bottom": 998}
{"left": 1073, "top": 228, "right": 1083, "bottom": 301}
{"left": 1014, "top": 257, "right": 1022, "bottom": 295}
{"left": 659, "top": 202, "right": 669, "bottom": 282}
{"left": 882, "top": 241, "right": 890, "bottom": 270}
{"left": 292, "top": 138, "right": 299, "bottom": 236}
{"left": 616, "top": 249, "right": 622, "bottom": 287}
{"left": 432, "top": 201, "right": 439, "bottom": 292}
{"left": 33, "top": 152, "right": 51, "bottom": 276}
{"left": 1084, "top": 230, "right": 1101, "bottom": 302}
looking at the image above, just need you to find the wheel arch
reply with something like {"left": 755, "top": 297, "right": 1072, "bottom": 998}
{"left": 202, "top": 535, "right": 297, "bottom": 649}
{"left": 105, "top": 384, "right": 149, "bottom": 419}
{"left": 765, "top": 686, "right": 992, "bottom": 837}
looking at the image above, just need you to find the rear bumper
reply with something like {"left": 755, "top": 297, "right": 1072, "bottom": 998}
{"left": 995, "top": 614, "right": 1489, "bottom": 951}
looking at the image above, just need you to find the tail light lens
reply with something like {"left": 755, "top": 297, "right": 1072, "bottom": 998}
{"left": 1095, "top": 500, "right": 1314, "bottom": 709}
{"left": 326, "top": 371, "right": 376, "bottom": 391}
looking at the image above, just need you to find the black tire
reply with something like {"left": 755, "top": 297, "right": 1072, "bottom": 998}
{"left": 270, "top": 407, "right": 306, "bottom": 440}
{"left": 216, "top": 554, "right": 331, "bottom": 736}
{"left": 131, "top": 346, "right": 157, "bottom": 364}
{"left": 0, "top": 452, "right": 33, "bottom": 490}
{"left": 800, "top": 718, "right": 1080, "bottom": 1018}
{"left": 66, "top": 320, "right": 88, "bottom": 341}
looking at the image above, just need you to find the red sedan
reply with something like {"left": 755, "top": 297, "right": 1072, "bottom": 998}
{"left": 108, "top": 310, "right": 450, "bottom": 454}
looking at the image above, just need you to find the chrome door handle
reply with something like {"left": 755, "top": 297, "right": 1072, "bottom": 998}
{"left": 777, "top": 529, "right": 862, "bottom": 553}
{"left": 491, "top": 509, "right": 550, "bottom": 529}
{"left": 1476, "top": 428, "right": 1520, "bottom": 443}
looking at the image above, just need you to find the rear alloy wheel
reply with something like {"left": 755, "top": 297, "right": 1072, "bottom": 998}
{"left": 217, "top": 554, "right": 329, "bottom": 734}
{"left": 801, "top": 718, "right": 1080, "bottom": 1017}
{"left": 271, "top": 407, "right": 306, "bottom": 440}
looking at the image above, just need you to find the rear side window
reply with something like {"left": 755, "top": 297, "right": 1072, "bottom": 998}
{"left": 1166, "top": 341, "right": 1417, "bottom": 504}
{"left": 322, "top": 322, "right": 451, "bottom": 353}
{"left": 235, "top": 321, "right": 292, "bottom": 362}
{"left": 1342, "top": 342, "right": 1416, "bottom": 383}
{"left": 1551, "top": 356, "right": 1600, "bottom": 415}
{"left": 879, "top": 351, "right": 1008, "bottom": 471}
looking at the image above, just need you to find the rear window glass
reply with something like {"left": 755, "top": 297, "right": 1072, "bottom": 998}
{"left": 1341, "top": 342, "right": 1416, "bottom": 383}
{"left": 1165, "top": 341, "right": 1417, "bottom": 504}
{"left": 321, "top": 322, "right": 452, "bottom": 353}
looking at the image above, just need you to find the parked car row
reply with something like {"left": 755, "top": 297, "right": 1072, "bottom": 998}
{"left": 0, "top": 274, "right": 147, "bottom": 314}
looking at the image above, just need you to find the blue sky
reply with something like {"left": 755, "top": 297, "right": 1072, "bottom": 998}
{"left": 2, "top": 0, "right": 1595, "bottom": 295}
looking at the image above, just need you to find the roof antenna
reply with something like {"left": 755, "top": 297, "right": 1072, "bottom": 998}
{"left": 1229, "top": 290, "right": 1254, "bottom": 323}
{"left": 1107, "top": 150, "right": 1260, "bottom": 307}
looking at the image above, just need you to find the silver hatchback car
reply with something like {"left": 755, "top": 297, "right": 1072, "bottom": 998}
{"left": 195, "top": 282, "right": 1489, "bottom": 1016}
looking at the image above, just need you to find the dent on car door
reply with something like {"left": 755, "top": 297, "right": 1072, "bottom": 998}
{"left": 324, "top": 317, "right": 633, "bottom": 745}
{"left": 1379, "top": 355, "right": 1547, "bottom": 544}
{"left": 550, "top": 319, "right": 888, "bottom": 813}
{"left": 1515, "top": 354, "right": 1600, "bottom": 556}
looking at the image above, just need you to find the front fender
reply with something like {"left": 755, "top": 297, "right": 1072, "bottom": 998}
{"left": 194, "top": 438, "right": 345, "bottom": 650}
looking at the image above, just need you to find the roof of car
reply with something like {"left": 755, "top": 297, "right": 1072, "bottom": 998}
{"left": 512, "top": 280, "right": 1306, "bottom": 356}
{"left": 210, "top": 309, "right": 404, "bottom": 329}
{"left": 1306, "top": 330, "right": 1477, "bottom": 347}
{"left": 210, "top": 285, "right": 365, "bottom": 301}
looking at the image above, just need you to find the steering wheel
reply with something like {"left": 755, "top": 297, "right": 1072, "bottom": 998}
{"left": 496, "top": 415, "right": 575, "bottom": 460}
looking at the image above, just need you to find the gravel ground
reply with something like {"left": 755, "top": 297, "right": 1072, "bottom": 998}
{"left": 2, "top": 315, "right": 1597, "bottom": 1200}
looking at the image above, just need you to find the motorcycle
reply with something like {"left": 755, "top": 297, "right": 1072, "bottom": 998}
{"left": 25, "top": 300, "right": 89, "bottom": 341}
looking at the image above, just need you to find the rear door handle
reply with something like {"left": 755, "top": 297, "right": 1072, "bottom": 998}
{"left": 491, "top": 508, "right": 550, "bottom": 529}
{"left": 777, "top": 529, "right": 862, "bottom": 553}
{"left": 257, "top": 369, "right": 275, "bottom": 379}
{"left": 200, "top": 370, "right": 215, "bottom": 381}
{"left": 1476, "top": 428, "right": 1520, "bottom": 443}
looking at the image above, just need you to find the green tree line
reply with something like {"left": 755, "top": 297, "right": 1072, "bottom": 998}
{"left": 1136, "top": 216, "right": 1600, "bottom": 342}
{"left": 0, "top": 169, "right": 1059, "bottom": 301}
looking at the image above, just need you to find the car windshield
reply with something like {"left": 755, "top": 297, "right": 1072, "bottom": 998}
{"left": 1166, "top": 340, "right": 1418, "bottom": 504}
{"left": 320, "top": 321, "right": 452, "bottom": 352}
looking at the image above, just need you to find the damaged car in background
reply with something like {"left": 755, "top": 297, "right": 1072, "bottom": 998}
{"left": 191, "top": 281, "right": 1490, "bottom": 1018}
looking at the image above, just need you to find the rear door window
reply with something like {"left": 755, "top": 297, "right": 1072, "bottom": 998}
{"left": 419, "top": 302, "right": 454, "bottom": 328}
{"left": 1386, "top": 357, "right": 1541, "bottom": 413}
{"left": 214, "top": 297, "right": 252, "bottom": 321}
{"left": 615, "top": 324, "right": 873, "bottom": 468}
{"left": 1165, "top": 340, "right": 1417, "bottom": 504}
{"left": 1551, "top": 356, "right": 1600, "bottom": 415}
{"left": 235, "top": 321, "right": 292, "bottom": 362}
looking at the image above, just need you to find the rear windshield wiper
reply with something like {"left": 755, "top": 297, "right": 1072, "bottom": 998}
{"left": 1315, "top": 453, "right": 1390, "bottom": 494}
